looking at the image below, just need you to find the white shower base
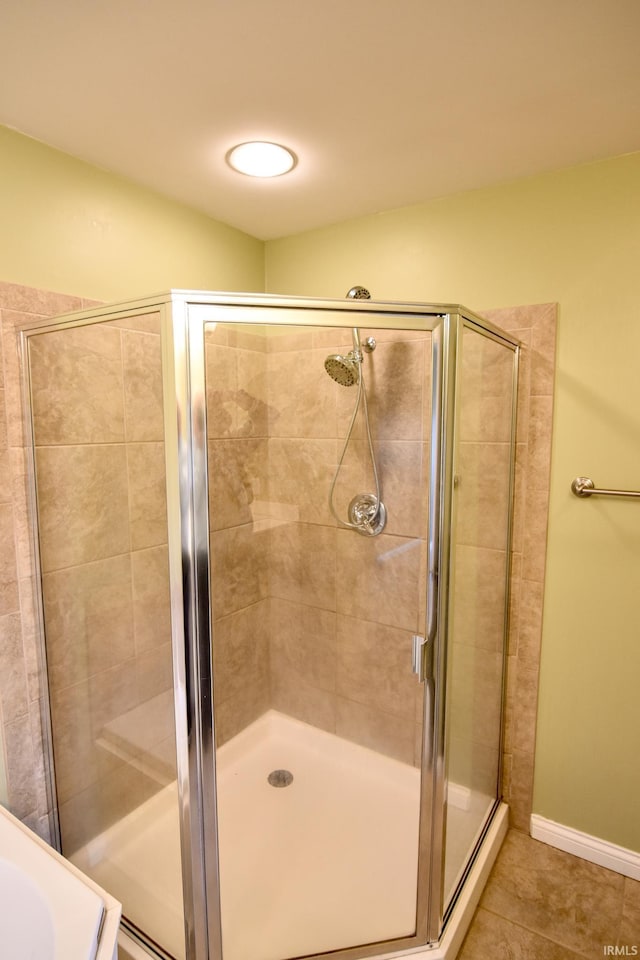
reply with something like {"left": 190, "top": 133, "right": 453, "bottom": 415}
{"left": 74, "top": 710, "right": 499, "bottom": 960}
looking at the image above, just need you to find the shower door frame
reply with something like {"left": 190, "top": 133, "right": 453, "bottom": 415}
{"left": 170, "top": 292, "right": 519, "bottom": 960}
{"left": 19, "top": 290, "right": 519, "bottom": 960}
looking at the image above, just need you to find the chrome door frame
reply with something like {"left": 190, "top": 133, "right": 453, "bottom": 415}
{"left": 184, "top": 295, "right": 445, "bottom": 960}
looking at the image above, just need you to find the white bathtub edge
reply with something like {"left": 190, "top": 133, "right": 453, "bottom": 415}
{"left": 0, "top": 805, "right": 122, "bottom": 960}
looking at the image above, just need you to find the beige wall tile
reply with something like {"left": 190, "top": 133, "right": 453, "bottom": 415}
{"left": 108, "top": 313, "right": 161, "bottom": 335}
{"left": 208, "top": 438, "right": 268, "bottom": 531}
{"left": 42, "top": 554, "right": 135, "bottom": 691}
{"left": 270, "top": 669, "right": 336, "bottom": 734}
{"left": 0, "top": 501, "right": 19, "bottom": 614}
{"left": 509, "top": 748, "right": 535, "bottom": 830}
{"left": 88, "top": 660, "right": 139, "bottom": 738}
{"left": 131, "top": 545, "right": 171, "bottom": 653}
{"left": 2, "top": 713, "right": 38, "bottom": 819}
{"left": 366, "top": 338, "right": 425, "bottom": 441}
{"left": 0, "top": 447, "right": 11, "bottom": 507}
{"left": 122, "top": 328, "right": 164, "bottom": 442}
{"left": 522, "top": 487, "right": 551, "bottom": 582}
{"left": 269, "top": 597, "right": 336, "bottom": 692}
{"left": 10, "top": 446, "right": 34, "bottom": 581}
{"left": 375, "top": 441, "right": 428, "bottom": 539}
{"left": 269, "top": 521, "right": 336, "bottom": 610}
{"left": 0, "top": 612, "right": 28, "bottom": 723}
{"left": 507, "top": 552, "right": 523, "bottom": 657}
{"left": 527, "top": 394, "right": 554, "bottom": 491}
{"left": 327, "top": 436, "right": 368, "bottom": 521}
{"left": 49, "top": 679, "right": 100, "bottom": 803}
{"left": 336, "top": 529, "right": 421, "bottom": 631}
{"left": 311, "top": 327, "right": 353, "bottom": 350}
{"left": 136, "top": 642, "right": 173, "bottom": 704}
{"left": 511, "top": 658, "right": 540, "bottom": 756}
{"left": 264, "top": 326, "right": 315, "bottom": 353}
{"left": 530, "top": 328, "right": 556, "bottom": 397}
{"left": 452, "top": 545, "right": 508, "bottom": 653}
{"left": 455, "top": 442, "right": 512, "bottom": 550}
{"left": 517, "top": 578, "right": 545, "bottom": 662}
{"left": 35, "top": 444, "right": 130, "bottom": 571}
{"left": 1, "top": 311, "right": 31, "bottom": 448}
{"left": 28, "top": 325, "right": 125, "bottom": 444}
{"left": 267, "top": 347, "right": 337, "bottom": 439}
{"left": 236, "top": 348, "right": 269, "bottom": 437}
{"left": 205, "top": 341, "right": 237, "bottom": 438}
{"left": 210, "top": 521, "right": 270, "bottom": 619}
{"left": 0, "top": 282, "right": 81, "bottom": 316}
{"left": 458, "top": 331, "right": 515, "bottom": 444}
{"left": 229, "top": 323, "right": 270, "bottom": 353}
{"left": 214, "top": 678, "right": 270, "bottom": 746}
{"left": 267, "top": 437, "right": 337, "bottom": 527}
{"left": 213, "top": 600, "right": 269, "bottom": 706}
{"left": 18, "top": 576, "right": 42, "bottom": 702}
{"left": 510, "top": 442, "right": 528, "bottom": 555}
{"left": 0, "top": 384, "right": 11, "bottom": 501}
{"left": 335, "top": 697, "right": 414, "bottom": 764}
{"left": 336, "top": 614, "right": 418, "bottom": 720}
{"left": 57, "top": 760, "right": 160, "bottom": 855}
{"left": 27, "top": 703, "right": 48, "bottom": 820}
{"left": 127, "top": 441, "right": 168, "bottom": 550}
{"left": 448, "top": 642, "right": 503, "bottom": 751}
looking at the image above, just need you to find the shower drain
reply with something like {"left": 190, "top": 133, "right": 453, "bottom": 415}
{"left": 267, "top": 769, "right": 294, "bottom": 788}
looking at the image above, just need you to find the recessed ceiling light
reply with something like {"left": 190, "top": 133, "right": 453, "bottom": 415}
{"left": 226, "top": 141, "right": 296, "bottom": 178}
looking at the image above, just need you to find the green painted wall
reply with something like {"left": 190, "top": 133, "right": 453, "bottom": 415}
{"left": 0, "top": 125, "right": 264, "bottom": 300}
{"left": 0, "top": 124, "right": 263, "bottom": 809}
{"left": 266, "top": 153, "right": 640, "bottom": 852}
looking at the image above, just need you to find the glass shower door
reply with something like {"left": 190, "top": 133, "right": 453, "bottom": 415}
{"left": 25, "top": 313, "right": 185, "bottom": 958}
{"left": 441, "top": 321, "right": 517, "bottom": 909}
{"left": 203, "top": 317, "right": 433, "bottom": 960}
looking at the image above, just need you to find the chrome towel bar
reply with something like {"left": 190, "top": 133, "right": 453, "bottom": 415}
{"left": 571, "top": 477, "right": 640, "bottom": 499}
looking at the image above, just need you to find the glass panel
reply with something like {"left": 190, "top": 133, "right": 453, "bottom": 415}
{"left": 442, "top": 325, "right": 515, "bottom": 908}
{"left": 27, "top": 315, "right": 185, "bottom": 958}
{"left": 205, "top": 321, "right": 431, "bottom": 959}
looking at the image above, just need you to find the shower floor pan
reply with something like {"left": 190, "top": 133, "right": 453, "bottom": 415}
{"left": 74, "top": 710, "right": 500, "bottom": 960}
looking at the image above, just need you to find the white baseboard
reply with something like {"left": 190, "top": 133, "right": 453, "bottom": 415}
{"left": 530, "top": 814, "right": 640, "bottom": 880}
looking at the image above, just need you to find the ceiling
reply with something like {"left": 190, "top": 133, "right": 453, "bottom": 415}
{"left": 1, "top": 0, "right": 640, "bottom": 240}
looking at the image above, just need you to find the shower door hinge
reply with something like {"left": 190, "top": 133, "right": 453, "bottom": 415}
{"left": 412, "top": 635, "right": 430, "bottom": 683}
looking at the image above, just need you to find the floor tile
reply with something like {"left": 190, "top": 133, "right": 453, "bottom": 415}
{"left": 480, "top": 830, "right": 624, "bottom": 958}
{"left": 459, "top": 908, "right": 588, "bottom": 960}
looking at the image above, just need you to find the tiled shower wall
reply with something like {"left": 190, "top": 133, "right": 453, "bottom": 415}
{"left": 0, "top": 289, "right": 175, "bottom": 849}
{"left": 206, "top": 323, "right": 271, "bottom": 743}
{"left": 29, "top": 313, "right": 174, "bottom": 852}
{"left": 205, "top": 306, "right": 557, "bottom": 831}
{"left": 266, "top": 326, "right": 430, "bottom": 764}
{"left": 485, "top": 303, "right": 557, "bottom": 830}
{"left": 207, "top": 324, "right": 430, "bottom": 765}
{"left": 0, "top": 283, "right": 556, "bottom": 845}
{"left": 448, "top": 329, "right": 516, "bottom": 796}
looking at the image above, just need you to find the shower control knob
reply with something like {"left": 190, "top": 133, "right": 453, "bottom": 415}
{"left": 362, "top": 336, "right": 376, "bottom": 353}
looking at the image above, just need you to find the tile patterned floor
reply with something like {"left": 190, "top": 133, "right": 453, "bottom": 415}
{"left": 459, "top": 830, "right": 640, "bottom": 959}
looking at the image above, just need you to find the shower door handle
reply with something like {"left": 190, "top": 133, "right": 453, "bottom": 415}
{"left": 412, "top": 634, "right": 430, "bottom": 683}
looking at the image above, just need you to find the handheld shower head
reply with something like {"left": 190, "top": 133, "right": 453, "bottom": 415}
{"left": 324, "top": 354, "right": 360, "bottom": 387}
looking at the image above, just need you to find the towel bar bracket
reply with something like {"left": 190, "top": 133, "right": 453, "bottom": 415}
{"left": 571, "top": 476, "right": 640, "bottom": 499}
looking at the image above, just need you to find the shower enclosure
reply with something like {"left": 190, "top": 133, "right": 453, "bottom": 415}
{"left": 20, "top": 291, "right": 518, "bottom": 960}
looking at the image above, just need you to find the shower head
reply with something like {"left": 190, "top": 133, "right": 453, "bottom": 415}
{"left": 324, "top": 353, "right": 360, "bottom": 387}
